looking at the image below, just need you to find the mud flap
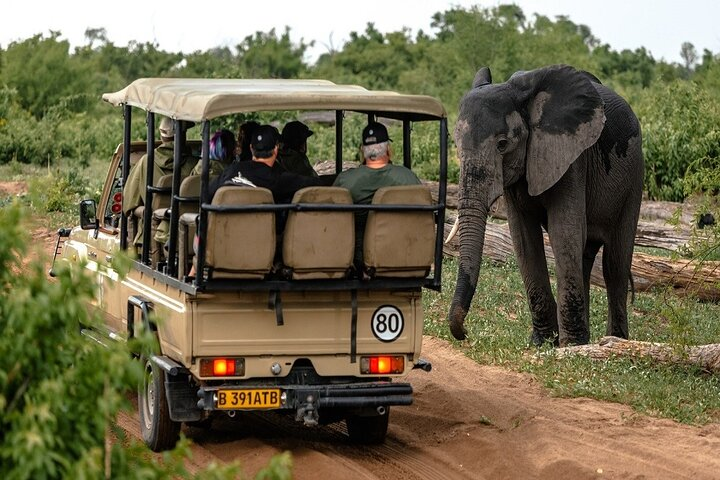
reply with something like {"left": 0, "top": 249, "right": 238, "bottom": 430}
{"left": 165, "top": 374, "right": 203, "bottom": 422}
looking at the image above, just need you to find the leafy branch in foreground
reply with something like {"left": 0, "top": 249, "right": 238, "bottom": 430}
{"left": 0, "top": 202, "right": 288, "bottom": 479}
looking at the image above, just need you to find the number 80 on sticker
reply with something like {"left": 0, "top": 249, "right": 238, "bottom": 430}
{"left": 371, "top": 305, "right": 404, "bottom": 342}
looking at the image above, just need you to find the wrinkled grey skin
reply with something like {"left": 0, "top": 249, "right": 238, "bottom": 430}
{"left": 448, "top": 64, "right": 644, "bottom": 347}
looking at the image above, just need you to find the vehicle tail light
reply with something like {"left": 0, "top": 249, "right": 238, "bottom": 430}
{"left": 200, "top": 358, "right": 245, "bottom": 377}
{"left": 360, "top": 355, "right": 404, "bottom": 374}
{"left": 111, "top": 191, "right": 122, "bottom": 214}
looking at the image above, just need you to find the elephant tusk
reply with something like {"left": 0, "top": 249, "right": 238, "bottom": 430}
{"left": 444, "top": 216, "right": 460, "bottom": 244}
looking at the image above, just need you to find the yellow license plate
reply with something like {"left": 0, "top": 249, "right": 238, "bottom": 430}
{"left": 216, "top": 389, "right": 282, "bottom": 410}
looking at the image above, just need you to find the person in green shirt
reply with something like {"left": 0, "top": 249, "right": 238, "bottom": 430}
{"left": 333, "top": 121, "right": 421, "bottom": 270}
{"left": 277, "top": 120, "right": 318, "bottom": 177}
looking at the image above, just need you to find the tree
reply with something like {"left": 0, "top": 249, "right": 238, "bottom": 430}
{"left": 1, "top": 32, "right": 93, "bottom": 118}
{"left": 680, "top": 41, "right": 698, "bottom": 74}
{"left": 235, "top": 27, "right": 309, "bottom": 79}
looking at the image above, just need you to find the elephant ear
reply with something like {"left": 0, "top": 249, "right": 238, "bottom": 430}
{"left": 509, "top": 65, "right": 606, "bottom": 196}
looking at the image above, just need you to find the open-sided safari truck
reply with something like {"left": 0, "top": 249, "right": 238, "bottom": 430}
{"left": 53, "top": 78, "right": 448, "bottom": 451}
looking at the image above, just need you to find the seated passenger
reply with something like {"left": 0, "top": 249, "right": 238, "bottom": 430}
{"left": 209, "top": 124, "right": 328, "bottom": 204}
{"left": 332, "top": 121, "right": 421, "bottom": 269}
{"left": 190, "top": 124, "right": 328, "bottom": 278}
{"left": 235, "top": 120, "right": 260, "bottom": 162}
{"left": 190, "top": 129, "right": 236, "bottom": 176}
{"left": 277, "top": 120, "right": 318, "bottom": 177}
{"left": 123, "top": 116, "right": 195, "bottom": 247}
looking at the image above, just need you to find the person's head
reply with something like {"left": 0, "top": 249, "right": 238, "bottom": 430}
{"left": 159, "top": 116, "right": 175, "bottom": 143}
{"left": 209, "top": 129, "right": 237, "bottom": 163}
{"left": 281, "top": 120, "right": 313, "bottom": 152}
{"left": 250, "top": 124, "right": 280, "bottom": 162}
{"left": 237, "top": 121, "right": 261, "bottom": 161}
{"left": 361, "top": 122, "right": 392, "bottom": 166}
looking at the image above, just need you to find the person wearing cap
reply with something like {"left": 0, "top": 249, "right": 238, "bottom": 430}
{"left": 123, "top": 116, "right": 196, "bottom": 247}
{"left": 277, "top": 120, "right": 318, "bottom": 177}
{"left": 333, "top": 121, "right": 421, "bottom": 269}
{"left": 189, "top": 124, "right": 330, "bottom": 277}
{"left": 209, "top": 124, "right": 327, "bottom": 204}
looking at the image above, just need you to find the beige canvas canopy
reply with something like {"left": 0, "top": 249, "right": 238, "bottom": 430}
{"left": 102, "top": 78, "right": 447, "bottom": 122}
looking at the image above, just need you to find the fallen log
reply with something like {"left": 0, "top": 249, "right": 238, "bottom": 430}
{"left": 424, "top": 181, "right": 706, "bottom": 227}
{"left": 442, "top": 220, "right": 720, "bottom": 301}
{"left": 549, "top": 336, "right": 720, "bottom": 374}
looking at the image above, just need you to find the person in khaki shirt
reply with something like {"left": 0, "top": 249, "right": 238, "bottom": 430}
{"left": 123, "top": 117, "right": 195, "bottom": 247}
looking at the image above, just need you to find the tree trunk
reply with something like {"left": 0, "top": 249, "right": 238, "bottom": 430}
{"left": 548, "top": 336, "right": 720, "bottom": 373}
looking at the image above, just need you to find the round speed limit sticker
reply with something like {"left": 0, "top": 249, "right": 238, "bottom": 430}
{"left": 371, "top": 305, "right": 404, "bottom": 342}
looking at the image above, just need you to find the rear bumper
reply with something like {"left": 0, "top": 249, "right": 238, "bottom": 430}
{"left": 196, "top": 381, "right": 413, "bottom": 411}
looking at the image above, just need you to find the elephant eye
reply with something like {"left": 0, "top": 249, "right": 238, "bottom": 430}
{"left": 496, "top": 137, "right": 509, "bottom": 153}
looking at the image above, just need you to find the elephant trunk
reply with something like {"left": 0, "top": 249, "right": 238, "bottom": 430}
{"left": 447, "top": 193, "right": 490, "bottom": 340}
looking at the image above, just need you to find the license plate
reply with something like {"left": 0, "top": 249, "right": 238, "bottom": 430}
{"left": 216, "top": 389, "right": 282, "bottom": 410}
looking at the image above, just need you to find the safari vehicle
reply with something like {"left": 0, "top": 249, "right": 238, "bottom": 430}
{"left": 53, "top": 78, "right": 448, "bottom": 451}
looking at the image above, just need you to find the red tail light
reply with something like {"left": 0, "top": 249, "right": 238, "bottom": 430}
{"left": 360, "top": 355, "right": 404, "bottom": 374}
{"left": 200, "top": 358, "right": 245, "bottom": 377}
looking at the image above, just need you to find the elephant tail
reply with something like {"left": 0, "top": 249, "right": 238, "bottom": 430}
{"left": 629, "top": 273, "right": 636, "bottom": 304}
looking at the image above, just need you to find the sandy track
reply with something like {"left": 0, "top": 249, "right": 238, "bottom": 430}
{"left": 114, "top": 337, "right": 720, "bottom": 480}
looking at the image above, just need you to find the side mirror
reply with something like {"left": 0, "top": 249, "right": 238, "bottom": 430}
{"left": 80, "top": 199, "right": 99, "bottom": 230}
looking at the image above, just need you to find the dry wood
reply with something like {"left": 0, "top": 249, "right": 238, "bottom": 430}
{"left": 442, "top": 220, "right": 720, "bottom": 301}
{"left": 550, "top": 336, "right": 720, "bottom": 373}
{"left": 424, "top": 181, "right": 703, "bottom": 227}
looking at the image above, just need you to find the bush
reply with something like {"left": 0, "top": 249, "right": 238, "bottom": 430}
{"left": 634, "top": 80, "right": 720, "bottom": 201}
{"left": 0, "top": 203, "right": 287, "bottom": 479}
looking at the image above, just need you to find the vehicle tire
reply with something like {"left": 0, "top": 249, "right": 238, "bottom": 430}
{"left": 345, "top": 407, "right": 390, "bottom": 444}
{"left": 139, "top": 356, "right": 181, "bottom": 451}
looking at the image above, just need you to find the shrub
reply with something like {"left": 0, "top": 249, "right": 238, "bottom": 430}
{"left": 0, "top": 203, "right": 287, "bottom": 479}
{"left": 634, "top": 80, "right": 720, "bottom": 201}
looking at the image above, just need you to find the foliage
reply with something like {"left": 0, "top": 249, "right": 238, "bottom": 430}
{"left": 0, "top": 203, "right": 291, "bottom": 478}
{"left": 424, "top": 257, "right": 720, "bottom": 425}
{"left": 632, "top": 80, "right": 720, "bottom": 201}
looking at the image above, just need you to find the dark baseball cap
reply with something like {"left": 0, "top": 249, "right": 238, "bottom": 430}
{"left": 251, "top": 124, "right": 280, "bottom": 152}
{"left": 281, "top": 121, "right": 313, "bottom": 148}
{"left": 362, "top": 122, "right": 391, "bottom": 146}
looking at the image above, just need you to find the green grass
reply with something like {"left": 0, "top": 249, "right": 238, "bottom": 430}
{"left": 426, "top": 257, "right": 720, "bottom": 425}
{"left": 0, "top": 156, "right": 107, "bottom": 229}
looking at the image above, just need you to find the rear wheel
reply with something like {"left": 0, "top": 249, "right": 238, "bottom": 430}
{"left": 345, "top": 407, "right": 390, "bottom": 444}
{"left": 139, "top": 356, "right": 181, "bottom": 451}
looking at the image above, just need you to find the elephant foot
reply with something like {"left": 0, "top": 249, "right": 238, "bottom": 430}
{"left": 529, "top": 329, "right": 558, "bottom": 348}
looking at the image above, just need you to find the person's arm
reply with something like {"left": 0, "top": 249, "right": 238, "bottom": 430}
{"left": 122, "top": 158, "right": 145, "bottom": 216}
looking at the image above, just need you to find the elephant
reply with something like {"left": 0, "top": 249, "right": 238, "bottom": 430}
{"left": 447, "top": 64, "right": 644, "bottom": 347}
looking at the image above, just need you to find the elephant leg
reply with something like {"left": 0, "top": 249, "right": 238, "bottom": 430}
{"left": 548, "top": 224, "right": 588, "bottom": 346}
{"left": 582, "top": 241, "right": 602, "bottom": 334}
{"left": 505, "top": 197, "right": 558, "bottom": 346}
{"left": 601, "top": 237, "right": 633, "bottom": 339}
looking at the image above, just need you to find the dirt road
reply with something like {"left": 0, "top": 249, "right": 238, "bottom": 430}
{"left": 115, "top": 336, "right": 720, "bottom": 480}
{"left": 14, "top": 180, "right": 719, "bottom": 480}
